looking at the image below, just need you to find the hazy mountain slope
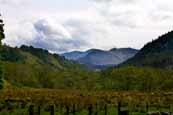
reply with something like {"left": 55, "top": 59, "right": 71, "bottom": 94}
{"left": 78, "top": 48, "right": 138, "bottom": 66}
{"left": 110, "top": 48, "right": 139, "bottom": 60}
{"left": 124, "top": 31, "right": 173, "bottom": 68}
{"left": 78, "top": 49, "right": 120, "bottom": 65}
{"left": 61, "top": 49, "right": 94, "bottom": 60}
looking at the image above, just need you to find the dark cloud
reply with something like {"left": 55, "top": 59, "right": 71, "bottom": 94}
{"left": 3, "top": 18, "right": 90, "bottom": 53}
{"left": 29, "top": 19, "right": 89, "bottom": 53}
{"left": 34, "top": 19, "right": 72, "bottom": 39}
{"left": 30, "top": 35, "right": 88, "bottom": 53}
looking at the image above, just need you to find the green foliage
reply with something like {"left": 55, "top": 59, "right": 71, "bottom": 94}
{"left": 3, "top": 57, "right": 173, "bottom": 91}
{"left": 125, "top": 30, "right": 173, "bottom": 68}
{"left": 101, "top": 66, "right": 173, "bottom": 91}
{"left": 0, "top": 63, "right": 4, "bottom": 89}
{"left": 0, "top": 15, "right": 5, "bottom": 89}
{"left": 20, "top": 45, "right": 50, "bottom": 64}
{"left": 20, "top": 45, "right": 84, "bottom": 69}
{"left": 1, "top": 45, "right": 25, "bottom": 62}
{"left": 3, "top": 61, "right": 99, "bottom": 89}
{"left": 0, "top": 44, "right": 87, "bottom": 89}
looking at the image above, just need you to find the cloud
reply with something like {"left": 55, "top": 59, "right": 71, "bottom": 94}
{"left": 92, "top": 0, "right": 173, "bottom": 29}
{"left": 3, "top": 18, "right": 89, "bottom": 53}
{"left": 92, "top": 0, "right": 112, "bottom": 3}
{"left": 0, "top": 0, "right": 27, "bottom": 6}
{"left": 92, "top": 0, "right": 136, "bottom": 4}
{"left": 1, "top": 0, "right": 173, "bottom": 52}
{"left": 34, "top": 19, "right": 72, "bottom": 39}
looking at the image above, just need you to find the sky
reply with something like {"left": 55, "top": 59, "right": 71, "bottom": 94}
{"left": 0, "top": 0, "right": 173, "bottom": 53}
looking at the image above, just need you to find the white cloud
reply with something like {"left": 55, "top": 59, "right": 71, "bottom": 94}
{"left": 93, "top": 0, "right": 173, "bottom": 28}
{"left": 34, "top": 18, "right": 72, "bottom": 39}
{"left": 0, "top": 0, "right": 25, "bottom": 5}
{"left": 3, "top": 18, "right": 89, "bottom": 53}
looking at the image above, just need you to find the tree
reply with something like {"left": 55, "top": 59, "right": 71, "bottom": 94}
{"left": 0, "top": 14, "right": 5, "bottom": 89}
{"left": 0, "top": 15, "right": 5, "bottom": 43}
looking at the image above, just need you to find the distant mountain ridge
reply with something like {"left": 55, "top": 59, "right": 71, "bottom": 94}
{"left": 61, "top": 49, "right": 94, "bottom": 60}
{"left": 62, "top": 48, "right": 138, "bottom": 70}
{"left": 124, "top": 30, "right": 173, "bottom": 68}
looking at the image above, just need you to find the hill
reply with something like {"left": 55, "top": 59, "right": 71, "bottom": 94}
{"left": 124, "top": 31, "right": 173, "bottom": 68}
{"left": 0, "top": 45, "right": 87, "bottom": 88}
{"left": 1, "top": 45, "right": 84, "bottom": 70}
{"left": 62, "top": 48, "right": 138, "bottom": 70}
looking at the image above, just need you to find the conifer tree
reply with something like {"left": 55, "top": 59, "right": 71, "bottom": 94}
{"left": 0, "top": 14, "right": 5, "bottom": 89}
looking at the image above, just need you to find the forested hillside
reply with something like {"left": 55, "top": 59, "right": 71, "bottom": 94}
{"left": 1, "top": 45, "right": 84, "bottom": 70}
{"left": 0, "top": 45, "right": 88, "bottom": 88}
{"left": 101, "top": 66, "right": 173, "bottom": 91}
{"left": 125, "top": 31, "right": 173, "bottom": 67}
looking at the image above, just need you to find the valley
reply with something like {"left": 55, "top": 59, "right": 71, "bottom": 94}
{"left": 1, "top": 11, "right": 173, "bottom": 114}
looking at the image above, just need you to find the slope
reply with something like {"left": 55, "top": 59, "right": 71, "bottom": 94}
{"left": 125, "top": 31, "right": 173, "bottom": 68}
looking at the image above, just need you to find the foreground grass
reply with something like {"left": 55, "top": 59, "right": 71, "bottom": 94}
{"left": 0, "top": 88, "right": 173, "bottom": 105}
{"left": 0, "top": 88, "right": 172, "bottom": 114}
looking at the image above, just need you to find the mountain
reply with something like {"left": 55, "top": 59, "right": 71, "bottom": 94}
{"left": 62, "top": 48, "right": 138, "bottom": 70}
{"left": 61, "top": 49, "right": 94, "bottom": 60}
{"left": 124, "top": 30, "right": 173, "bottom": 68}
